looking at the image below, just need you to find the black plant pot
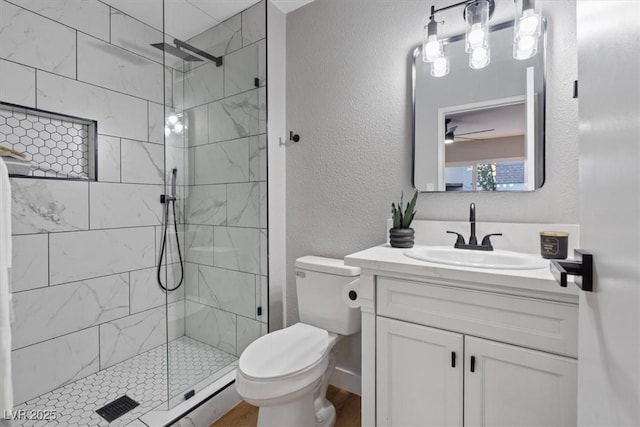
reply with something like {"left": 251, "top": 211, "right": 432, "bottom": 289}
{"left": 389, "top": 228, "right": 415, "bottom": 248}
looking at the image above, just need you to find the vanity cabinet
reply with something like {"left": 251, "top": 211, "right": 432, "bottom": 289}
{"left": 464, "top": 337, "right": 577, "bottom": 427}
{"left": 345, "top": 245, "right": 580, "bottom": 427}
{"left": 376, "top": 316, "right": 576, "bottom": 427}
{"left": 376, "top": 317, "right": 463, "bottom": 427}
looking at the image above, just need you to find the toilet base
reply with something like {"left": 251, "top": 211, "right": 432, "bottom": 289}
{"left": 256, "top": 392, "right": 317, "bottom": 427}
{"left": 315, "top": 404, "right": 336, "bottom": 427}
{"left": 252, "top": 351, "right": 339, "bottom": 427}
{"left": 314, "top": 351, "right": 337, "bottom": 427}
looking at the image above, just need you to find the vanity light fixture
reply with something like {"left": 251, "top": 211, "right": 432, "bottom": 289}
{"left": 423, "top": 0, "right": 541, "bottom": 77}
{"left": 423, "top": 10, "right": 450, "bottom": 77}
{"left": 465, "top": 0, "right": 491, "bottom": 69}
{"left": 423, "top": 14, "right": 442, "bottom": 63}
{"left": 513, "top": 0, "right": 542, "bottom": 60}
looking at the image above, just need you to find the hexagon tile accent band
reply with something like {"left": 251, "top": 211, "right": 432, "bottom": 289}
{"left": 0, "top": 103, "right": 96, "bottom": 180}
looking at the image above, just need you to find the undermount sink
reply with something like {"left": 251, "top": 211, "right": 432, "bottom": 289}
{"left": 404, "top": 246, "right": 549, "bottom": 270}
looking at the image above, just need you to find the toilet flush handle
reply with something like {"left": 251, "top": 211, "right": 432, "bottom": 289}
{"left": 296, "top": 271, "right": 306, "bottom": 278}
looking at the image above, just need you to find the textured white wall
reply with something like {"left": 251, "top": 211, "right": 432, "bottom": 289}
{"left": 286, "top": 0, "right": 577, "bottom": 375}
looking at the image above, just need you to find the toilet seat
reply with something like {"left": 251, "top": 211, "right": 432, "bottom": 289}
{"left": 236, "top": 323, "right": 331, "bottom": 401}
{"left": 240, "top": 323, "right": 329, "bottom": 380}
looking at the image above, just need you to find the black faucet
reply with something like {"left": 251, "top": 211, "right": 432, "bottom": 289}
{"left": 446, "top": 203, "right": 502, "bottom": 251}
{"left": 469, "top": 202, "right": 477, "bottom": 246}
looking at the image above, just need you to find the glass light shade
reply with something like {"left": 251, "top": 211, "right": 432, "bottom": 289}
{"left": 423, "top": 18, "right": 443, "bottom": 63}
{"left": 174, "top": 122, "right": 184, "bottom": 133}
{"left": 167, "top": 114, "right": 178, "bottom": 125}
{"left": 465, "top": 0, "right": 490, "bottom": 53}
{"left": 431, "top": 55, "right": 449, "bottom": 77}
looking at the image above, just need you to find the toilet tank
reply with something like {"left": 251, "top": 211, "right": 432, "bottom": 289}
{"left": 295, "top": 256, "right": 361, "bottom": 336}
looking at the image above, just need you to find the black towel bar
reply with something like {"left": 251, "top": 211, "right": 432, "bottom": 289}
{"left": 550, "top": 249, "right": 593, "bottom": 292}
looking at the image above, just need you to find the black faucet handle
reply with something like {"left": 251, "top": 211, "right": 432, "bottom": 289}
{"left": 481, "top": 233, "right": 502, "bottom": 249}
{"left": 446, "top": 231, "right": 466, "bottom": 247}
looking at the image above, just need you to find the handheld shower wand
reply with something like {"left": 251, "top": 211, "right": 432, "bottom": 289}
{"left": 160, "top": 168, "right": 177, "bottom": 203}
{"left": 157, "top": 168, "right": 184, "bottom": 292}
{"left": 171, "top": 168, "right": 177, "bottom": 201}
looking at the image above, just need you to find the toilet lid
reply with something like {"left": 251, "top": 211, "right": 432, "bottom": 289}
{"left": 239, "top": 323, "right": 329, "bottom": 380}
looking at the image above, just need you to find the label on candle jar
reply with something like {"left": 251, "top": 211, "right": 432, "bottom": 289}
{"left": 541, "top": 237, "right": 559, "bottom": 255}
{"left": 540, "top": 232, "right": 569, "bottom": 259}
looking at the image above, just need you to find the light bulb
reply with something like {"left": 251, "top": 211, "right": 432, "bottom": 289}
{"left": 174, "top": 122, "right": 184, "bottom": 133}
{"left": 517, "top": 35, "right": 536, "bottom": 51}
{"left": 470, "top": 47, "right": 490, "bottom": 69}
{"left": 423, "top": 35, "right": 441, "bottom": 63}
{"left": 431, "top": 56, "right": 449, "bottom": 77}
{"left": 167, "top": 114, "right": 178, "bottom": 125}
{"left": 519, "top": 9, "right": 540, "bottom": 36}
{"left": 515, "top": 48, "right": 536, "bottom": 60}
{"left": 514, "top": 38, "right": 537, "bottom": 60}
{"left": 468, "top": 23, "right": 485, "bottom": 48}
{"left": 472, "top": 47, "right": 488, "bottom": 61}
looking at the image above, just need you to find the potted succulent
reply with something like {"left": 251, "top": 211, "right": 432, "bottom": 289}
{"left": 389, "top": 190, "right": 418, "bottom": 248}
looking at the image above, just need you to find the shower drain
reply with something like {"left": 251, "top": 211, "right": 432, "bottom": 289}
{"left": 95, "top": 395, "right": 140, "bottom": 422}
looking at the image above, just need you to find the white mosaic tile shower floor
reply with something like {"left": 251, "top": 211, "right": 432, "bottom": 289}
{"left": 13, "top": 336, "right": 237, "bottom": 426}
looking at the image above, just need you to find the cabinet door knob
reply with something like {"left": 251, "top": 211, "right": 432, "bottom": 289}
{"left": 451, "top": 351, "right": 456, "bottom": 368}
{"left": 470, "top": 355, "right": 476, "bottom": 373}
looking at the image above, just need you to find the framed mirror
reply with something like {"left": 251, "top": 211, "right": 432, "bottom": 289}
{"left": 412, "top": 21, "right": 546, "bottom": 192}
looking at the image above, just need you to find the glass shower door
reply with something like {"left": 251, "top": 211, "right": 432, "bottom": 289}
{"left": 162, "top": 0, "right": 268, "bottom": 409}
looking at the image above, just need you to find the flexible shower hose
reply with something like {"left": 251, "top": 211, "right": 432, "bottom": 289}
{"left": 157, "top": 198, "right": 184, "bottom": 292}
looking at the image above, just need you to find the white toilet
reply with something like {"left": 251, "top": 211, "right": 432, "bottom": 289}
{"left": 236, "top": 256, "right": 361, "bottom": 427}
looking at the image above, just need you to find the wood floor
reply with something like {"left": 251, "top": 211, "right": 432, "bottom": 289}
{"left": 211, "top": 385, "right": 361, "bottom": 427}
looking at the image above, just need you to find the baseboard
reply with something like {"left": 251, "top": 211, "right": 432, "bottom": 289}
{"left": 330, "top": 367, "right": 361, "bottom": 396}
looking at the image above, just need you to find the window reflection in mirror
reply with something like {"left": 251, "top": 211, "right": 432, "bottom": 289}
{"left": 443, "top": 101, "right": 528, "bottom": 192}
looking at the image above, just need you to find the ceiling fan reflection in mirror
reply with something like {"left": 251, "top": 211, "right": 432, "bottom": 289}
{"left": 444, "top": 118, "right": 494, "bottom": 144}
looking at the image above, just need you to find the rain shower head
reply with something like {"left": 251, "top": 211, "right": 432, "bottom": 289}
{"left": 150, "top": 42, "right": 202, "bottom": 62}
{"left": 151, "top": 39, "right": 223, "bottom": 67}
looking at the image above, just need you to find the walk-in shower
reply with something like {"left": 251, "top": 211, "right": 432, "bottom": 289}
{"left": 4, "top": 0, "right": 267, "bottom": 425}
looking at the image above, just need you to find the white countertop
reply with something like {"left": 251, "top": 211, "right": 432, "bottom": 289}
{"left": 345, "top": 244, "right": 580, "bottom": 303}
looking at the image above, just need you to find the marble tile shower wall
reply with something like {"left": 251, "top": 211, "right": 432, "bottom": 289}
{"left": 179, "top": 0, "right": 268, "bottom": 361}
{"left": 0, "top": 0, "right": 186, "bottom": 405}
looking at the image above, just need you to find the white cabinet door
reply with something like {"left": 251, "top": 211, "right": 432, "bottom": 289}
{"left": 376, "top": 317, "right": 463, "bottom": 427}
{"left": 465, "top": 337, "right": 577, "bottom": 427}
